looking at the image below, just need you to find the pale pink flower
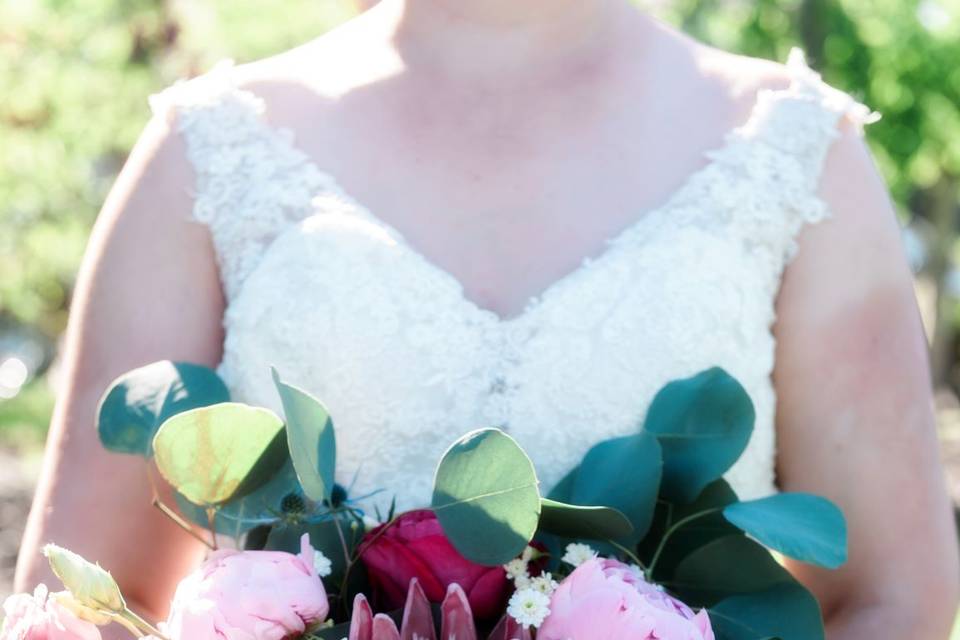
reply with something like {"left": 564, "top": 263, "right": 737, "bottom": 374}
{"left": 538, "top": 559, "right": 714, "bottom": 640}
{"left": 164, "top": 533, "right": 329, "bottom": 640}
{"left": 1, "top": 585, "right": 101, "bottom": 640}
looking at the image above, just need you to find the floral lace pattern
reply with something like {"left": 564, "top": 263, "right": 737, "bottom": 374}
{"left": 148, "top": 48, "right": 879, "bottom": 512}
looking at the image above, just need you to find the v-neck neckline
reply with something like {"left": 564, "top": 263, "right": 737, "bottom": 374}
{"left": 224, "top": 63, "right": 796, "bottom": 326}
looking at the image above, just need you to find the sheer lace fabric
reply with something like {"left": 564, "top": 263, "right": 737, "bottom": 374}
{"left": 148, "top": 48, "right": 879, "bottom": 512}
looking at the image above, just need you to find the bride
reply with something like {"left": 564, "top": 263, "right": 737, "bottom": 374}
{"left": 14, "top": 0, "right": 959, "bottom": 637}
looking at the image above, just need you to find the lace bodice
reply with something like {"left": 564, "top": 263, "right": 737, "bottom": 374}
{"left": 148, "top": 48, "right": 879, "bottom": 513}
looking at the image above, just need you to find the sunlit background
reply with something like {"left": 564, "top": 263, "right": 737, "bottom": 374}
{"left": 2, "top": 0, "right": 960, "bottom": 625}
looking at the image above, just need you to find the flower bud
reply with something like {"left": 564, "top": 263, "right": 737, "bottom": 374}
{"left": 43, "top": 544, "right": 125, "bottom": 613}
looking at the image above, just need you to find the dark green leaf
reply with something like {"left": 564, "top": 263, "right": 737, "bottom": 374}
{"left": 644, "top": 367, "right": 755, "bottom": 503}
{"left": 538, "top": 499, "right": 634, "bottom": 540}
{"left": 671, "top": 535, "right": 791, "bottom": 607}
{"left": 154, "top": 402, "right": 287, "bottom": 505}
{"left": 432, "top": 429, "right": 541, "bottom": 566}
{"left": 723, "top": 493, "right": 848, "bottom": 569}
{"left": 97, "top": 361, "right": 229, "bottom": 456}
{"left": 571, "top": 432, "right": 662, "bottom": 541}
{"left": 710, "top": 582, "right": 825, "bottom": 640}
{"left": 272, "top": 368, "right": 337, "bottom": 502}
{"left": 639, "top": 479, "right": 742, "bottom": 580}
{"left": 265, "top": 517, "right": 354, "bottom": 583}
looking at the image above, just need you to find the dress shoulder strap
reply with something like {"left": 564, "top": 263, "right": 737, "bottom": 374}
{"left": 738, "top": 47, "right": 880, "bottom": 187}
{"left": 705, "top": 47, "right": 881, "bottom": 279}
{"left": 147, "top": 60, "right": 333, "bottom": 300}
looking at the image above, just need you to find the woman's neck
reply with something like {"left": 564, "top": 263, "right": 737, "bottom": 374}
{"left": 370, "top": 0, "right": 643, "bottom": 89}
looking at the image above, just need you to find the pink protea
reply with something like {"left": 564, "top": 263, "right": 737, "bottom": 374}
{"left": 538, "top": 559, "right": 714, "bottom": 640}
{"left": 0, "top": 584, "right": 101, "bottom": 640}
{"left": 164, "top": 533, "right": 329, "bottom": 640}
{"left": 348, "top": 580, "right": 481, "bottom": 640}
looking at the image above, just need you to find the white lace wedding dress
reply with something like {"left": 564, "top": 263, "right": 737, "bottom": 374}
{"left": 148, "top": 48, "right": 878, "bottom": 513}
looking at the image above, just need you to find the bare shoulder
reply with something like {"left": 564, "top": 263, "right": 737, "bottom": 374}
{"left": 219, "top": 10, "right": 394, "bottom": 115}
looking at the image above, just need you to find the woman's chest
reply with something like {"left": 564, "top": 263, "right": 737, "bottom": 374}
{"left": 215, "top": 210, "right": 781, "bottom": 508}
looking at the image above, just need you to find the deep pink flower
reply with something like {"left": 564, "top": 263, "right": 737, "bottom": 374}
{"left": 360, "top": 510, "right": 508, "bottom": 619}
{"left": 0, "top": 585, "right": 101, "bottom": 640}
{"left": 164, "top": 533, "right": 329, "bottom": 640}
{"left": 538, "top": 559, "right": 714, "bottom": 640}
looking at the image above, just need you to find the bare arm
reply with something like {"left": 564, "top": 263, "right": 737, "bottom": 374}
{"left": 774, "top": 115, "right": 960, "bottom": 638}
{"left": 15, "top": 108, "right": 223, "bottom": 635}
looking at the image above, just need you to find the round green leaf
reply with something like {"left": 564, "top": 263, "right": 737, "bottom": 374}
{"left": 709, "top": 582, "right": 825, "bottom": 640}
{"left": 272, "top": 368, "right": 336, "bottom": 502}
{"left": 431, "top": 429, "right": 541, "bottom": 566}
{"left": 722, "top": 493, "right": 848, "bottom": 569}
{"left": 97, "top": 361, "right": 229, "bottom": 456}
{"left": 538, "top": 499, "right": 635, "bottom": 540}
{"left": 671, "top": 535, "right": 791, "bottom": 606}
{"left": 571, "top": 432, "right": 662, "bottom": 541}
{"left": 154, "top": 402, "right": 287, "bottom": 506}
{"left": 174, "top": 458, "right": 301, "bottom": 536}
{"left": 644, "top": 367, "right": 755, "bottom": 503}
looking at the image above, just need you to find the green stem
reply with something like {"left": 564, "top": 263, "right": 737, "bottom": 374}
{"left": 152, "top": 499, "right": 215, "bottom": 550}
{"left": 331, "top": 513, "right": 351, "bottom": 571}
{"left": 338, "top": 514, "right": 403, "bottom": 614}
{"left": 205, "top": 507, "right": 219, "bottom": 551}
{"left": 645, "top": 507, "right": 722, "bottom": 580}
{"left": 109, "top": 613, "right": 144, "bottom": 638}
{"left": 119, "top": 608, "right": 168, "bottom": 639}
{"left": 607, "top": 539, "right": 645, "bottom": 568}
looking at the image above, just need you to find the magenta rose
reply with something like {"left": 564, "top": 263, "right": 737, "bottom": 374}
{"left": 164, "top": 533, "right": 329, "bottom": 640}
{"left": 538, "top": 559, "right": 715, "bottom": 640}
{"left": 1, "top": 585, "right": 101, "bottom": 640}
{"left": 360, "top": 509, "right": 509, "bottom": 619}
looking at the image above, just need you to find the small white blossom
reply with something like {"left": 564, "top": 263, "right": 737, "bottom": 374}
{"left": 513, "top": 573, "right": 532, "bottom": 590}
{"left": 507, "top": 588, "right": 551, "bottom": 629}
{"left": 528, "top": 573, "right": 559, "bottom": 596}
{"left": 561, "top": 542, "right": 597, "bottom": 568}
{"left": 503, "top": 558, "right": 529, "bottom": 581}
{"left": 313, "top": 550, "right": 333, "bottom": 577}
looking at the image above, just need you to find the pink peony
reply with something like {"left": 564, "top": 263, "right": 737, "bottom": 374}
{"left": 538, "top": 559, "right": 714, "bottom": 640}
{"left": 1, "top": 585, "right": 101, "bottom": 640}
{"left": 164, "top": 533, "right": 329, "bottom": 640}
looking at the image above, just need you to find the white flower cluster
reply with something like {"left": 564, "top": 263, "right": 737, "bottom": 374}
{"left": 502, "top": 545, "right": 557, "bottom": 629}
{"left": 561, "top": 542, "right": 597, "bottom": 568}
{"left": 313, "top": 550, "right": 333, "bottom": 578}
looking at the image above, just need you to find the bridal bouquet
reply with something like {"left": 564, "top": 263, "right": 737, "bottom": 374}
{"left": 3, "top": 364, "right": 847, "bottom": 640}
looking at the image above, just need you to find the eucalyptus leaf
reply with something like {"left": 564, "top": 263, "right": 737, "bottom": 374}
{"left": 272, "top": 368, "right": 337, "bottom": 502}
{"left": 538, "top": 499, "right": 634, "bottom": 540}
{"left": 432, "top": 429, "right": 541, "bottom": 566}
{"left": 671, "top": 535, "right": 792, "bottom": 607}
{"left": 710, "top": 582, "right": 825, "bottom": 640}
{"left": 723, "top": 493, "right": 847, "bottom": 569}
{"left": 639, "top": 479, "right": 742, "bottom": 580}
{"left": 570, "top": 432, "right": 662, "bottom": 541}
{"left": 174, "top": 458, "right": 301, "bottom": 536}
{"left": 154, "top": 402, "right": 287, "bottom": 506}
{"left": 97, "top": 361, "right": 229, "bottom": 456}
{"left": 644, "top": 367, "right": 754, "bottom": 503}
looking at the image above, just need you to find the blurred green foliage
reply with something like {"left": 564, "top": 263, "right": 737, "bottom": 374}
{"left": 2, "top": 0, "right": 960, "bottom": 441}
{"left": 0, "top": 0, "right": 355, "bottom": 336}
